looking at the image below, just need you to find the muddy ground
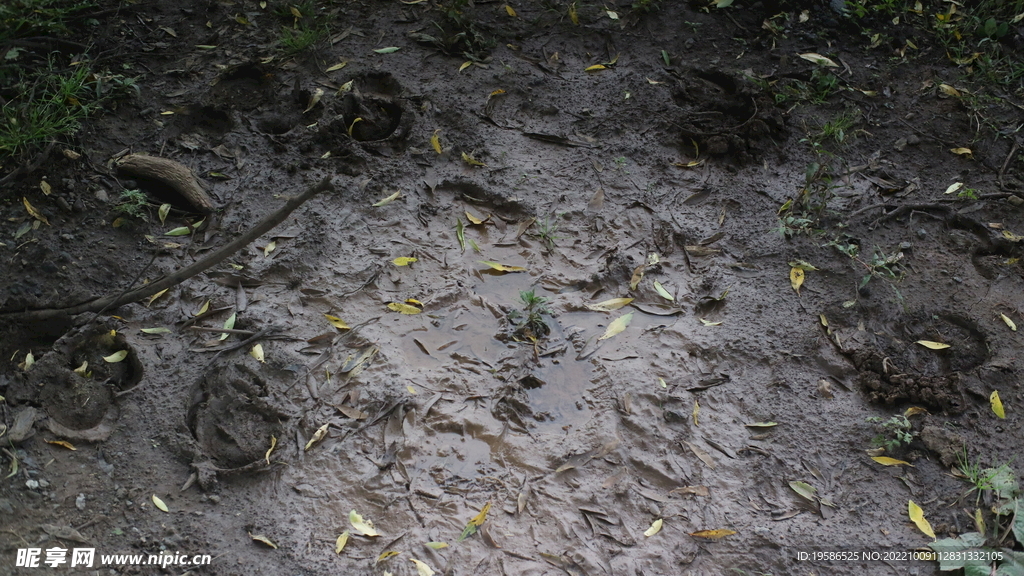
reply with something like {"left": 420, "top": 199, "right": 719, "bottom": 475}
{"left": 2, "top": 0, "right": 1024, "bottom": 574}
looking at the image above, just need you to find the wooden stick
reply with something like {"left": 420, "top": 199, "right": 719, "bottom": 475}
{"left": 116, "top": 154, "right": 216, "bottom": 213}
{"left": 1, "top": 177, "right": 335, "bottom": 321}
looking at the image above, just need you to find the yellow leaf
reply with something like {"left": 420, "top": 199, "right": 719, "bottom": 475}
{"left": 568, "top": 1, "right": 578, "bottom": 24}
{"left": 654, "top": 281, "right": 674, "bottom": 301}
{"left": 250, "top": 343, "right": 265, "bottom": 363}
{"left": 264, "top": 240, "right": 276, "bottom": 257}
{"left": 147, "top": 288, "right": 169, "bottom": 307}
{"left": 944, "top": 182, "right": 964, "bottom": 194}
{"left": 478, "top": 260, "right": 525, "bottom": 272}
{"left": 470, "top": 501, "right": 491, "bottom": 526}
{"left": 459, "top": 61, "right": 472, "bottom": 72}
{"left": 790, "top": 267, "right": 804, "bottom": 294}
{"left": 689, "top": 529, "right": 737, "bottom": 539}
{"left": 630, "top": 265, "right": 646, "bottom": 290}
{"left": 599, "top": 312, "right": 633, "bottom": 341}
{"left": 46, "top": 440, "right": 77, "bottom": 451}
{"left": 916, "top": 340, "right": 950, "bottom": 350}
{"left": 103, "top": 350, "right": 128, "bottom": 363}
{"left": 430, "top": 129, "right": 442, "bottom": 153}
{"left": 939, "top": 83, "right": 961, "bottom": 97}
{"left": 950, "top": 147, "right": 973, "bottom": 157}
{"left": 461, "top": 152, "right": 486, "bottom": 166}
{"left": 393, "top": 257, "right": 418, "bottom": 266}
{"left": 372, "top": 190, "right": 401, "bottom": 207}
{"left": 904, "top": 406, "right": 929, "bottom": 417}
{"left": 407, "top": 385, "right": 417, "bottom": 394}
{"left": 349, "top": 509, "right": 380, "bottom": 537}
{"left": 504, "top": 4, "right": 517, "bottom": 17}
{"left": 798, "top": 53, "right": 839, "bottom": 67}
{"left": 871, "top": 456, "right": 913, "bottom": 467}
{"left": 908, "top": 500, "right": 936, "bottom": 539}
{"left": 303, "top": 88, "right": 323, "bottom": 113}
{"left": 586, "top": 297, "right": 633, "bottom": 312}
{"left": 692, "top": 399, "right": 699, "bottom": 426}
{"left": 304, "top": 423, "right": 329, "bottom": 451}
{"left": 324, "top": 314, "right": 350, "bottom": 330}
{"left": 1000, "top": 313, "right": 1017, "bottom": 331}
{"left": 250, "top": 533, "right": 278, "bottom": 548}
{"left": 347, "top": 117, "right": 363, "bottom": 136}
{"left": 585, "top": 64, "right": 606, "bottom": 72}
{"left": 425, "top": 542, "right": 448, "bottom": 549}
{"left": 72, "top": 360, "right": 87, "bottom": 375}
{"left": 158, "top": 203, "right": 171, "bottom": 224}
{"left": 410, "top": 558, "right": 436, "bottom": 576}
{"left": 699, "top": 318, "right": 722, "bottom": 326}
{"left": 23, "top": 197, "right": 49, "bottom": 225}
{"left": 991, "top": 390, "right": 1006, "bottom": 419}
{"left": 335, "top": 530, "right": 349, "bottom": 554}
{"left": 377, "top": 551, "right": 400, "bottom": 563}
{"left": 325, "top": 60, "right": 348, "bottom": 72}
{"left": 265, "top": 435, "right": 277, "bottom": 465}
{"left": 40, "top": 180, "right": 52, "bottom": 195}
{"left": 152, "top": 494, "right": 169, "bottom": 513}
{"left": 337, "top": 80, "right": 354, "bottom": 93}
{"left": 388, "top": 302, "right": 422, "bottom": 314}
{"left": 219, "top": 312, "right": 236, "bottom": 340}
{"left": 465, "top": 211, "right": 487, "bottom": 225}
{"left": 644, "top": 519, "right": 663, "bottom": 537}
{"left": 195, "top": 300, "right": 211, "bottom": 316}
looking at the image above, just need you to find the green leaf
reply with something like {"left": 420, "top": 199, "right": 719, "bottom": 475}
{"left": 788, "top": 481, "right": 817, "bottom": 501}
{"left": 1012, "top": 498, "right": 1024, "bottom": 546}
{"left": 374, "top": 47, "right": 400, "bottom": 53}
{"left": 140, "top": 327, "right": 172, "bottom": 334}
{"left": 219, "top": 313, "right": 236, "bottom": 340}
{"left": 456, "top": 218, "right": 465, "bottom": 251}
{"left": 165, "top": 220, "right": 204, "bottom": 236}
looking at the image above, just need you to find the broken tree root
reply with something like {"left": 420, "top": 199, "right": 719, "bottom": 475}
{"left": 0, "top": 176, "right": 335, "bottom": 322}
{"left": 116, "top": 153, "right": 216, "bottom": 213}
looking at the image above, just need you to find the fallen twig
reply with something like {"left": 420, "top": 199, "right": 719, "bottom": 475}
{"left": 0, "top": 177, "right": 335, "bottom": 322}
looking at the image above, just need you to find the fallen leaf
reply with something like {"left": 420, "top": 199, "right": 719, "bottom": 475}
{"left": 326, "top": 60, "right": 348, "bottom": 72}
{"left": 670, "top": 485, "right": 710, "bottom": 497}
{"left": 689, "top": 529, "right": 736, "bottom": 539}
{"left": 377, "top": 551, "right": 400, "bottom": 563}
{"left": 950, "top": 147, "right": 973, "bottom": 158}
{"left": 250, "top": 343, "right": 265, "bottom": 363}
{"left": 461, "top": 152, "right": 486, "bottom": 167}
{"left": 871, "top": 456, "right": 913, "bottom": 467}
{"left": 264, "top": 240, "right": 276, "bottom": 257}
{"left": 692, "top": 399, "right": 700, "bottom": 426}
{"left": 644, "top": 519, "right": 663, "bottom": 537}
{"left": 250, "top": 533, "right": 277, "bottom": 548}
{"left": 607, "top": 10, "right": 619, "bottom": 19}
{"left": 72, "top": 361, "right": 87, "bottom": 376}
{"left": 916, "top": 340, "right": 950, "bottom": 350}
{"left": 46, "top": 440, "right": 76, "bottom": 451}
{"left": 630, "top": 265, "right": 646, "bottom": 290}
{"left": 165, "top": 220, "right": 204, "bottom": 236}
{"left": 654, "top": 281, "right": 674, "bottom": 301}
{"left": 152, "top": 494, "right": 169, "bottom": 512}
{"left": 335, "top": 530, "right": 349, "bottom": 554}
{"left": 789, "top": 259, "right": 819, "bottom": 271}
{"left": 304, "top": 423, "right": 328, "bottom": 451}
{"left": 586, "top": 298, "right": 633, "bottom": 312}
{"left": 349, "top": 510, "right": 380, "bottom": 536}
{"left": 219, "top": 312, "right": 236, "bottom": 341}
{"left": 459, "top": 501, "right": 491, "bottom": 541}
{"left": 39, "top": 180, "right": 52, "bottom": 195}
{"left": 699, "top": 318, "right": 722, "bottom": 326}
{"left": 683, "top": 441, "right": 715, "bottom": 469}
{"left": 410, "top": 559, "right": 435, "bottom": 576}
{"left": 585, "top": 64, "right": 606, "bottom": 72}
{"left": 430, "top": 130, "right": 442, "bottom": 153}
{"left": 455, "top": 218, "right": 465, "bottom": 251}
{"left": 265, "top": 435, "right": 277, "bottom": 464}
{"left": 195, "top": 300, "right": 211, "bottom": 316}
{"left": 568, "top": 1, "right": 578, "bottom": 24}
{"left": 789, "top": 481, "right": 817, "bottom": 501}
{"left": 425, "top": 542, "right": 448, "bottom": 550}
{"left": 465, "top": 211, "right": 487, "bottom": 225}
{"left": 374, "top": 47, "right": 401, "bottom": 54}
{"left": 303, "top": 88, "right": 323, "bottom": 113}
{"left": 325, "top": 314, "right": 350, "bottom": 330}
{"left": 459, "top": 61, "right": 472, "bottom": 72}
{"left": 599, "top": 312, "right": 633, "bottom": 341}
{"left": 938, "top": 83, "right": 961, "bottom": 98}
{"left": 745, "top": 421, "right": 778, "bottom": 428}
{"left": 337, "top": 80, "right": 354, "bottom": 93}
{"left": 158, "top": 203, "right": 171, "bottom": 224}
{"left": 504, "top": 4, "right": 517, "bottom": 17}
{"left": 904, "top": 406, "right": 929, "bottom": 417}
{"left": 347, "top": 117, "right": 363, "bottom": 136}
{"left": 991, "top": 390, "right": 1005, "bottom": 419}
{"left": 1000, "top": 313, "right": 1017, "bottom": 331}
{"left": 798, "top": 52, "right": 838, "bottom": 67}
{"left": 372, "top": 191, "right": 401, "bottom": 207}
{"left": 146, "top": 288, "right": 169, "bottom": 307}
{"left": 387, "top": 302, "right": 423, "bottom": 314}
{"left": 103, "top": 350, "right": 128, "bottom": 363}
{"left": 790, "top": 267, "right": 804, "bottom": 294}
{"left": 478, "top": 260, "right": 525, "bottom": 272}
{"left": 908, "top": 500, "right": 936, "bottom": 539}
{"left": 23, "top": 197, "right": 49, "bottom": 225}
{"left": 393, "top": 257, "right": 418, "bottom": 266}
{"left": 944, "top": 182, "right": 964, "bottom": 194}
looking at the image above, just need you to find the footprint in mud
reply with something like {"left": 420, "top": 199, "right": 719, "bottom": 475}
{"left": 10, "top": 323, "right": 142, "bottom": 442}
{"left": 186, "top": 363, "right": 295, "bottom": 488}
{"left": 832, "top": 310, "right": 988, "bottom": 412}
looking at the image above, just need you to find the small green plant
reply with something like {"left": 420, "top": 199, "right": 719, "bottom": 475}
{"left": 819, "top": 110, "right": 861, "bottom": 145}
{"left": 0, "top": 61, "right": 97, "bottom": 160}
{"left": 113, "top": 189, "right": 151, "bottom": 219}
{"left": 532, "top": 214, "right": 563, "bottom": 250}
{"left": 866, "top": 414, "right": 914, "bottom": 452}
{"left": 957, "top": 186, "right": 980, "bottom": 201}
{"left": 509, "top": 290, "right": 551, "bottom": 341}
{"left": 279, "top": 25, "right": 325, "bottom": 53}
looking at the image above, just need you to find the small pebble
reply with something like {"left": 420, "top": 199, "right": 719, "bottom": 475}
{"left": 37, "top": 479, "right": 50, "bottom": 488}
{"left": 94, "top": 189, "right": 109, "bottom": 203}
{"left": 26, "top": 480, "right": 39, "bottom": 490}
{"left": 208, "top": 494, "right": 221, "bottom": 504}
{"left": 916, "top": 229, "right": 927, "bottom": 238}
{"left": 76, "top": 494, "right": 86, "bottom": 510}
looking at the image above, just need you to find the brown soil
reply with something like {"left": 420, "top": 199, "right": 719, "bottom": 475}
{"left": 2, "top": 1, "right": 1024, "bottom": 575}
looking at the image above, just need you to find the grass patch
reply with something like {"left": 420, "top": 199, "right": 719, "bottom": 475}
{"left": 0, "top": 0, "right": 94, "bottom": 42}
{"left": 0, "top": 61, "right": 95, "bottom": 159}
